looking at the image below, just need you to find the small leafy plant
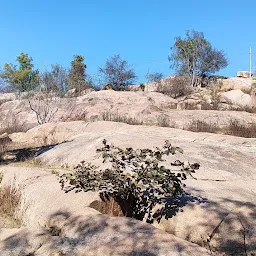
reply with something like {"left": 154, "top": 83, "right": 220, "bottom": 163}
{"left": 59, "top": 140, "right": 199, "bottom": 223}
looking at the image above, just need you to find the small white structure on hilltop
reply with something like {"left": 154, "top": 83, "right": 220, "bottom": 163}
{"left": 237, "top": 71, "right": 251, "bottom": 78}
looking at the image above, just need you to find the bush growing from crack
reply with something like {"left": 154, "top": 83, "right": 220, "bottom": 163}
{"left": 59, "top": 139, "right": 200, "bottom": 223}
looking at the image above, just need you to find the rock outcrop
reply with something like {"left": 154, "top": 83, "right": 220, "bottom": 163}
{"left": 220, "top": 77, "right": 252, "bottom": 90}
{"left": 0, "top": 165, "right": 209, "bottom": 256}
{"left": 251, "top": 87, "right": 256, "bottom": 107}
{"left": 237, "top": 71, "right": 251, "bottom": 78}
{"left": 221, "top": 89, "right": 253, "bottom": 107}
{"left": 1, "top": 89, "right": 256, "bottom": 134}
{"left": 1, "top": 118, "right": 256, "bottom": 254}
{"left": 30, "top": 121, "right": 255, "bottom": 255}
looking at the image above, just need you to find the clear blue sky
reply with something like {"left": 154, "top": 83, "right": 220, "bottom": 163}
{"left": 1, "top": 0, "right": 256, "bottom": 83}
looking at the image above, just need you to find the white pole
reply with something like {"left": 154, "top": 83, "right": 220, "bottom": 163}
{"left": 250, "top": 47, "right": 252, "bottom": 78}
{"left": 147, "top": 68, "right": 149, "bottom": 92}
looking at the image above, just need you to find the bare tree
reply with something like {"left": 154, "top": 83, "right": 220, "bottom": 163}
{"left": 145, "top": 72, "right": 163, "bottom": 83}
{"left": 99, "top": 54, "right": 137, "bottom": 90}
{"left": 86, "top": 73, "right": 101, "bottom": 91}
{"left": 39, "top": 64, "right": 68, "bottom": 93}
{"left": 27, "top": 91, "right": 62, "bottom": 125}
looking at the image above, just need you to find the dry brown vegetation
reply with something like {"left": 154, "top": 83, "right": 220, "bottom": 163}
{"left": 0, "top": 176, "right": 22, "bottom": 228}
{"left": 60, "top": 106, "right": 256, "bottom": 138}
{"left": 156, "top": 76, "right": 192, "bottom": 98}
{"left": 186, "top": 120, "right": 219, "bottom": 133}
{"left": 0, "top": 136, "right": 11, "bottom": 154}
{"left": 178, "top": 99, "right": 256, "bottom": 113}
{"left": 100, "top": 112, "right": 256, "bottom": 138}
{"left": 186, "top": 119, "right": 256, "bottom": 138}
{"left": 67, "top": 110, "right": 143, "bottom": 125}
{"left": 0, "top": 112, "right": 29, "bottom": 135}
{"left": 68, "top": 110, "right": 178, "bottom": 129}
{"left": 156, "top": 114, "right": 176, "bottom": 128}
{"left": 230, "top": 105, "right": 256, "bottom": 114}
{"left": 102, "top": 111, "right": 144, "bottom": 125}
{"left": 226, "top": 120, "right": 256, "bottom": 138}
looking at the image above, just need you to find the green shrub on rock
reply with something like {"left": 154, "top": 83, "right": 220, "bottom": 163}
{"left": 59, "top": 139, "right": 199, "bottom": 223}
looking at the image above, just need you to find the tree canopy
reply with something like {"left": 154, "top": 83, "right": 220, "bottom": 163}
{"left": 0, "top": 52, "right": 39, "bottom": 92}
{"left": 68, "top": 55, "right": 87, "bottom": 92}
{"left": 99, "top": 54, "right": 137, "bottom": 90}
{"left": 40, "top": 64, "right": 68, "bottom": 92}
{"left": 169, "top": 30, "right": 228, "bottom": 87}
{"left": 145, "top": 72, "right": 163, "bottom": 83}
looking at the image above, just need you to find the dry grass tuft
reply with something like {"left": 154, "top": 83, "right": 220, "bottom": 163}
{"left": 225, "top": 120, "right": 256, "bottom": 138}
{"left": 21, "top": 157, "right": 44, "bottom": 167}
{"left": 0, "top": 172, "right": 3, "bottom": 183}
{"left": 0, "top": 135, "right": 12, "bottom": 155}
{"left": 0, "top": 177, "right": 22, "bottom": 227}
{"left": 231, "top": 105, "right": 256, "bottom": 114}
{"left": 156, "top": 114, "right": 176, "bottom": 128}
{"left": 68, "top": 110, "right": 178, "bottom": 128}
{"left": 186, "top": 120, "right": 219, "bottom": 133}
{"left": 0, "top": 112, "right": 29, "bottom": 135}
{"left": 186, "top": 119, "right": 256, "bottom": 138}
{"left": 102, "top": 111, "right": 143, "bottom": 125}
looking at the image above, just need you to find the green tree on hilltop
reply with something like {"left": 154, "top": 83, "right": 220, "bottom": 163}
{"left": 99, "top": 54, "right": 137, "bottom": 90}
{"left": 68, "top": 55, "right": 87, "bottom": 93}
{"left": 169, "top": 30, "right": 228, "bottom": 87}
{"left": 0, "top": 52, "right": 39, "bottom": 92}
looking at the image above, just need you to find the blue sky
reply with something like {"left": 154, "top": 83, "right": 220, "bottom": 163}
{"left": 1, "top": 0, "right": 256, "bottom": 83}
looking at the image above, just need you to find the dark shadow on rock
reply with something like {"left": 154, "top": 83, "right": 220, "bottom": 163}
{"left": 0, "top": 209, "right": 208, "bottom": 255}
{"left": 163, "top": 192, "right": 207, "bottom": 220}
{"left": 0, "top": 189, "right": 254, "bottom": 255}
{"left": 169, "top": 187, "right": 256, "bottom": 256}
{"left": 0, "top": 140, "right": 71, "bottom": 164}
{"left": 89, "top": 191, "right": 207, "bottom": 226}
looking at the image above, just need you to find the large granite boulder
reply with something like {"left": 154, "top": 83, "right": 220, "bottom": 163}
{"left": 220, "top": 77, "right": 252, "bottom": 91}
{"left": 221, "top": 89, "right": 253, "bottom": 107}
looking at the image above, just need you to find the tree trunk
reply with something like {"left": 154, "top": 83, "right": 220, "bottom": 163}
{"left": 189, "top": 57, "right": 196, "bottom": 87}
